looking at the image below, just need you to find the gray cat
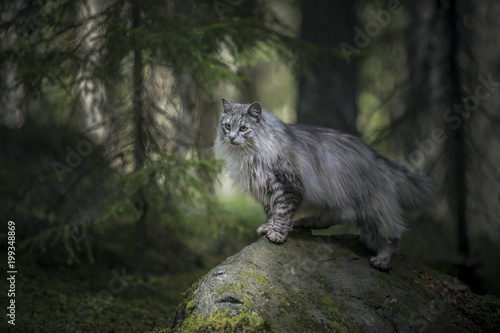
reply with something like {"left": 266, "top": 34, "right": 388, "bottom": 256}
{"left": 214, "top": 98, "right": 434, "bottom": 271}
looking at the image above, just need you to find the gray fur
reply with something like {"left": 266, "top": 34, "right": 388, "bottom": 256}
{"left": 214, "top": 98, "right": 435, "bottom": 271}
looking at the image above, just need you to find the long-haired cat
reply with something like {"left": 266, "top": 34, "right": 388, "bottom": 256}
{"left": 214, "top": 98, "right": 434, "bottom": 271}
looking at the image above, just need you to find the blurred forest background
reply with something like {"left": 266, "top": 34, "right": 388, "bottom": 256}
{"left": 1, "top": 0, "right": 500, "bottom": 331}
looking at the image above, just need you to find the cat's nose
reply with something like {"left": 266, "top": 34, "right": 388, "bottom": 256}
{"left": 229, "top": 137, "right": 235, "bottom": 141}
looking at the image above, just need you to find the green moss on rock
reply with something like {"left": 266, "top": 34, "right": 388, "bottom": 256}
{"left": 168, "top": 310, "right": 274, "bottom": 333}
{"left": 164, "top": 229, "right": 500, "bottom": 333}
{"left": 320, "top": 296, "right": 346, "bottom": 331}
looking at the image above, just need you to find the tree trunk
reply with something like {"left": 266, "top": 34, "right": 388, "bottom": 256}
{"left": 297, "top": 0, "right": 358, "bottom": 135}
{"left": 76, "top": 0, "right": 107, "bottom": 143}
{"left": 0, "top": 4, "right": 24, "bottom": 128}
{"left": 132, "top": 3, "right": 148, "bottom": 270}
{"left": 195, "top": 99, "right": 219, "bottom": 161}
{"left": 0, "top": 60, "right": 24, "bottom": 128}
{"left": 446, "top": 0, "right": 469, "bottom": 258}
{"left": 176, "top": 71, "right": 197, "bottom": 157}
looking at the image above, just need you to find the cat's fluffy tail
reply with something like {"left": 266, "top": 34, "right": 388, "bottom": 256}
{"left": 391, "top": 161, "right": 436, "bottom": 210}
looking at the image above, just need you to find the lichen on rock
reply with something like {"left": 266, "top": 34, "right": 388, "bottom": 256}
{"left": 166, "top": 229, "right": 500, "bottom": 332}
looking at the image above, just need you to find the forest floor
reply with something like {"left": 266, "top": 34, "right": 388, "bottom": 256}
{"left": 0, "top": 258, "right": 205, "bottom": 332}
{"left": 1, "top": 196, "right": 499, "bottom": 332}
{"left": 0, "top": 196, "right": 263, "bottom": 333}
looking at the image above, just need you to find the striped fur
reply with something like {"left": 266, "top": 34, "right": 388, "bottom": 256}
{"left": 214, "top": 98, "right": 435, "bottom": 271}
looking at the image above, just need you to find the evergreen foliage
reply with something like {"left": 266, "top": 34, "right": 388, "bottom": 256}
{"left": 0, "top": 0, "right": 300, "bottom": 265}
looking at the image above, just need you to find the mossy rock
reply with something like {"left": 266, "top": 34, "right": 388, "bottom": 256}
{"left": 165, "top": 229, "right": 500, "bottom": 332}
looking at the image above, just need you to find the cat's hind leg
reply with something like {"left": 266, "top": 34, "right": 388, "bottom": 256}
{"left": 369, "top": 238, "right": 399, "bottom": 271}
{"left": 355, "top": 195, "right": 406, "bottom": 271}
{"left": 358, "top": 216, "right": 404, "bottom": 271}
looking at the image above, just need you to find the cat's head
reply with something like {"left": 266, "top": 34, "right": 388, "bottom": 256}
{"left": 217, "top": 97, "right": 262, "bottom": 148}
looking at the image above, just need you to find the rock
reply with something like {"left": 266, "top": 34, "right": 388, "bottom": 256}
{"left": 169, "top": 229, "right": 500, "bottom": 332}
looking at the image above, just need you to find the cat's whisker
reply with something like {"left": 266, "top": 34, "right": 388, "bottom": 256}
{"left": 242, "top": 147, "right": 256, "bottom": 160}
{"left": 210, "top": 143, "right": 221, "bottom": 153}
{"left": 241, "top": 144, "right": 254, "bottom": 160}
{"left": 244, "top": 141, "right": 259, "bottom": 154}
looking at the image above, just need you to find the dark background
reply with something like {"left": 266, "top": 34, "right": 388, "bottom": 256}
{"left": 1, "top": 0, "right": 499, "bottom": 331}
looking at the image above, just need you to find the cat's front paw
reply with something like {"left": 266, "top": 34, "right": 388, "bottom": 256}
{"left": 370, "top": 256, "right": 392, "bottom": 272}
{"left": 257, "top": 223, "right": 273, "bottom": 236}
{"left": 266, "top": 230, "right": 287, "bottom": 244}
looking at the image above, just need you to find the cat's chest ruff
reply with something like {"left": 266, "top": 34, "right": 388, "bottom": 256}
{"left": 227, "top": 155, "right": 273, "bottom": 199}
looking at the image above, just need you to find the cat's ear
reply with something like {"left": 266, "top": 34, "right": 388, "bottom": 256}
{"left": 247, "top": 102, "right": 262, "bottom": 121}
{"left": 221, "top": 97, "right": 233, "bottom": 114}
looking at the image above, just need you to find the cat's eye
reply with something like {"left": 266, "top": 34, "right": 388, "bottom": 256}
{"left": 224, "top": 123, "right": 231, "bottom": 130}
{"left": 239, "top": 126, "right": 248, "bottom": 132}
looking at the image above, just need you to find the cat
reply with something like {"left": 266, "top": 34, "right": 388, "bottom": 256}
{"left": 214, "top": 98, "right": 435, "bottom": 271}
